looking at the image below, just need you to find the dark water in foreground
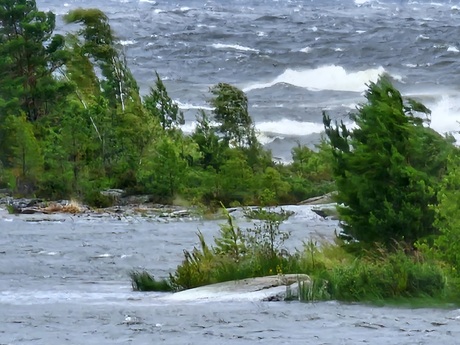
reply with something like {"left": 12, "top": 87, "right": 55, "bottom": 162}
{"left": 1, "top": 207, "right": 460, "bottom": 344}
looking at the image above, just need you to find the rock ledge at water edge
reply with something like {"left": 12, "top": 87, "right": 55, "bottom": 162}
{"left": 164, "top": 274, "right": 311, "bottom": 303}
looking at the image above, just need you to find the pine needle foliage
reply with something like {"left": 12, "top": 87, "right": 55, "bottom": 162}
{"left": 323, "top": 77, "right": 454, "bottom": 248}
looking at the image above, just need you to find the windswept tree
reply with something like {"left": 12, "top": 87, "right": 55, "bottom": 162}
{"left": 324, "top": 77, "right": 454, "bottom": 247}
{"left": 209, "top": 83, "right": 257, "bottom": 148}
{"left": 143, "top": 72, "right": 184, "bottom": 131}
{"left": 63, "top": 8, "right": 141, "bottom": 112}
{"left": 0, "top": 0, "right": 71, "bottom": 121}
{"left": 64, "top": 8, "right": 151, "bottom": 185}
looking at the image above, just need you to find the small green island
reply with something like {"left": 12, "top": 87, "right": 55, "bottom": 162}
{"left": 2, "top": 0, "right": 460, "bottom": 307}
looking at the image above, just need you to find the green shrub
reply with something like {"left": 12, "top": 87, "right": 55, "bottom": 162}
{"left": 308, "top": 251, "right": 446, "bottom": 302}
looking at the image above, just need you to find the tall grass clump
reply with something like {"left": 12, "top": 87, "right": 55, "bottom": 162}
{"left": 298, "top": 246, "right": 447, "bottom": 303}
{"left": 167, "top": 206, "right": 297, "bottom": 290}
{"left": 130, "top": 270, "right": 173, "bottom": 292}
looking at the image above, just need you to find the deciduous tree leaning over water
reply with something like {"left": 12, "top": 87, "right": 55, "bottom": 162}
{"left": 323, "top": 77, "right": 454, "bottom": 248}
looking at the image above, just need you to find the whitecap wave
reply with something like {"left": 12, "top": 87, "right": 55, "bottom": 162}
{"left": 447, "top": 46, "right": 459, "bottom": 53}
{"left": 212, "top": 43, "right": 259, "bottom": 52}
{"left": 257, "top": 133, "right": 285, "bottom": 145}
{"left": 354, "top": 0, "right": 372, "bottom": 5}
{"left": 176, "top": 101, "right": 213, "bottom": 111}
{"left": 256, "top": 119, "right": 324, "bottom": 136}
{"left": 428, "top": 95, "right": 460, "bottom": 140}
{"left": 119, "top": 40, "right": 136, "bottom": 46}
{"left": 243, "top": 65, "right": 389, "bottom": 93}
{"left": 299, "top": 46, "right": 312, "bottom": 53}
{"left": 182, "top": 118, "right": 325, "bottom": 138}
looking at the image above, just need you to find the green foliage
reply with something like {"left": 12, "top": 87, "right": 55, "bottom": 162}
{"left": 2, "top": 114, "right": 43, "bottom": 195}
{"left": 209, "top": 83, "right": 257, "bottom": 148}
{"left": 169, "top": 207, "right": 296, "bottom": 290}
{"left": 169, "top": 230, "right": 215, "bottom": 290}
{"left": 64, "top": 8, "right": 140, "bottom": 112}
{"left": 0, "top": 0, "right": 71, "bottom": 122}
{"left": 191, "top": 110, "right": 226, "bottom": 170}
{"left": 214, "top": 206, "right": 246, "bottom": 260}
{"left": 425, "top": 152, "right": 460, "bottom": 270}
{"left": 218, "top": 149, "right": 255, "bottom": 204}
{"left": 244, "top": 208, "right": 292, "bottom": 260}
{"left": 144, "top": 72, "right": 184, "bottom": 131}
{"left": 137, "top": 136, "right": 191, "bottom": 201}
{"left": 130, "top": 270, "right": 173, "bottom": 292}
{"left": 323, "top": 77, "right": 453, "bottom": 247}
{"left": 320, "top": 251, "right": 445, "bottom": 302}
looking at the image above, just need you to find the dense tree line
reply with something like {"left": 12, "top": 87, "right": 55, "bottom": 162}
{"left": 0, "top": 0, "right": 333, "bottom": 207}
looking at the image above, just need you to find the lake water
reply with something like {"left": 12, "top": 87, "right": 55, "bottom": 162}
{"left": 1, "top": 207, "right": 460, "bottom": 344}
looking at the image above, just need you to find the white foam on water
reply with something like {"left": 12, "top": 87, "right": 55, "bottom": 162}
{"left": 428, "top": 95, "right": 460, "bottom": 140}
{"left": 119, "top": 40, "right": 136, "bottom": 46}
{"left": 256, "top": 119, "right": 324, "bottom": 136}
{"left": 176, "top": 100, "right": 213, "bottom": 111}
{"left": 354, "top": 0, "right": 373, "bottom": 5}
{"left": 94, "top": 253, "right": 114, "bottom": 258}
{"left": 447, "top": 45, "right": 459, "bottom": 53}
{"left": 139, "top": 0, "right": 157, "bottom": 3}
{"left": 212, "top": 43, "right": 259, "bottom": 53}
{"left": 417, "top": 34, "right": 430, "bottom": 40}
{"left": 257, "top": 133, "right": 285, "bottom": 145}
{"left": 243, "top": 65, "right": 388, "bottom": 93}
{"left": 299, "top": 46, "right": 312, "bottom": 53}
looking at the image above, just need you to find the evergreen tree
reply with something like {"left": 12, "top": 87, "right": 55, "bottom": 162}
{"left": 63, "top": 8, "right": 140, "bottom": 112}
{"left": 0, "top": 0, "right": 70, "bottom": 122}
{"left": 209, "top": 83, "right": 256, "bottom": 148}
{"left": 2, "top": 114, "right": 43, "bottom": 194}
{"left": 191, "top": 110, "right": 225, "bottom": 170}
{"left": 144, "top": 72, "right": 184, "bottom": 131}
{"left": 324, "top": 77, "right": 453, "bottom": 247}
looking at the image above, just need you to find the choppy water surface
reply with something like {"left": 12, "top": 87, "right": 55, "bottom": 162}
{"left": 35, "top": 0, "right": 460, "bottom": 161}
{"left": 1, "top": 207, "right": 460, "bottom": 344}
{"left": 4, "top": 0, "right": 460, "bottom": 342}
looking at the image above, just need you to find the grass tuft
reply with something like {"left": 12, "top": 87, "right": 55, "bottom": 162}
{"left": 130, "top": 270, "right": 173, "bottom": 292}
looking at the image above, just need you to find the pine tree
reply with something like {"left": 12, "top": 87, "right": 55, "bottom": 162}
{"left": 143, "top": 72, "right": 184, "bottom": 131}
{"left": 324, "top": 77, "right": 453, "bottom": 247}
{"left": 0, "top": 0, "right": 70, "bottom": 121}
{"left": 209, "top": 83, "right": 256, "bottom": 148}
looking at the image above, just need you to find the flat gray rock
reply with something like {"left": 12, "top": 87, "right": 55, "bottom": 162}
{"left": 164, "top": 274, "right": 311, "bottom": 302}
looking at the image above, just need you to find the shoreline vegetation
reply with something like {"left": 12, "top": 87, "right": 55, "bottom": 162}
{"left": 2, "top": 1, "right": 460, "bottom": 307}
